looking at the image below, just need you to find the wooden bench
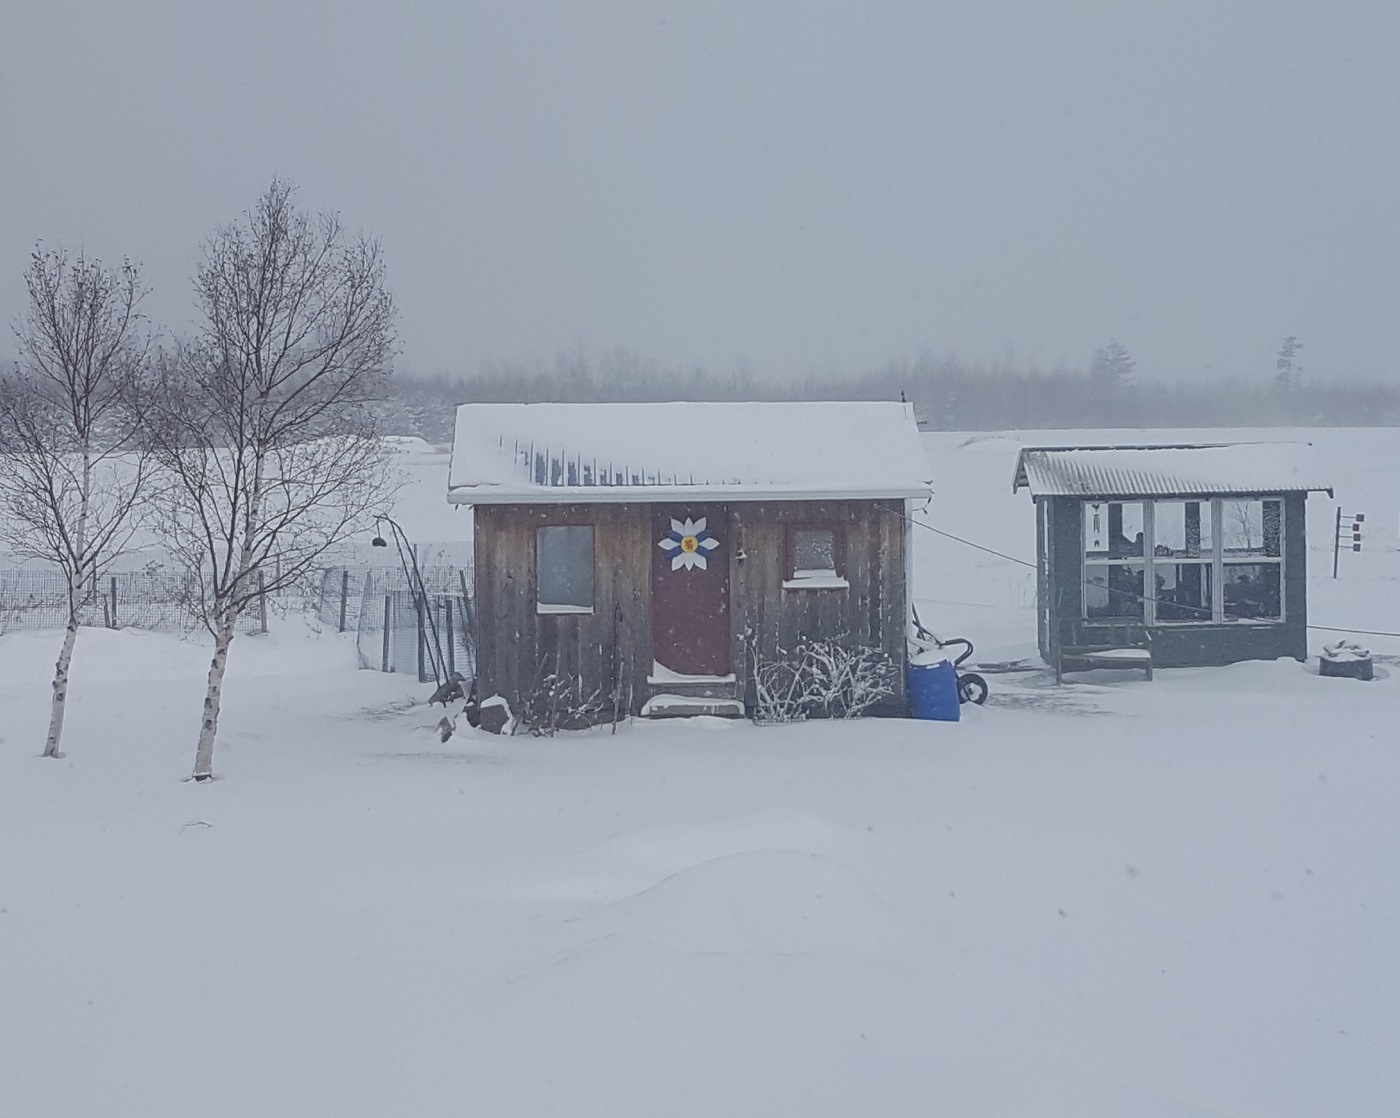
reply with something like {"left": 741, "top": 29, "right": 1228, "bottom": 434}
{"left": 1053, "top": 624, "right": 1153, "bottom": 683}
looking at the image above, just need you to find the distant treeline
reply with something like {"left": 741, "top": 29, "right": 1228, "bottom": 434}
{"left": 378, "top": 348, "right": 1400, "bottom": 441}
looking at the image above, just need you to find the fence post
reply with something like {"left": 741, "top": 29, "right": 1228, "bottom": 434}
{"left": 416, "top": 594, "right": 426, "bottom": 683}
{"left": 110, "top": 576, "right": 118, "bottom": 629}
{"left": 445, "top": 597, "right": 455, "bottom": 675}
{"left": 382, "top": 594, "right": 392, "bottom": 672}
{"left": 258, "top": 569, "right": 268, "bottom": 634}
{"left": 338, "top": 569, "right": 350, "bottom": 632}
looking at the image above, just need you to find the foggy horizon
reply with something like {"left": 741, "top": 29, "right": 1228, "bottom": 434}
{"left": 3, "top": 2, "right": 1397, "bottom": 387}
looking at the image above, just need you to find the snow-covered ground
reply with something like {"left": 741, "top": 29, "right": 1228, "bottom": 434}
{"left": 2, "top": 428, "right": 1397, "bottom": 1117}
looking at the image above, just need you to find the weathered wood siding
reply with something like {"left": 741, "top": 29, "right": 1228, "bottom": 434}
{"left": 473, "top": 498, "right": 909, "bottom": 717}
{"left": 473, "top": 503, "right": 654, "bottom": 714}
{"left": 729, "top": 500, "right": 908, "bottom": 716}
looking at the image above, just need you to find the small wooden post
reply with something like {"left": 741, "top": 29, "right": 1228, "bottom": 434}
{"left": 110, "top": 576, "right": 118, "bottom": 629}
{"left": 382, "top": 594, "right": 393, "bottom": 672}
{"left": 257, "top": 569, "right": 268, "bottom": 634}
{"left": 338, "top": 569, "right": 350, "bottom": 632}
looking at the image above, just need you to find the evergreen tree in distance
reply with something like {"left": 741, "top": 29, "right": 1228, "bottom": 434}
{"left": 1276, "top": 336, "right": 1303, "bottom": 392}
{"left": 1090, "top": 339, "right": 1135, "bottom": 389}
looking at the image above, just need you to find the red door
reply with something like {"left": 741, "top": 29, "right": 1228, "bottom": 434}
{"left": 652, "top": 505, "right": 731, "bottom": 676}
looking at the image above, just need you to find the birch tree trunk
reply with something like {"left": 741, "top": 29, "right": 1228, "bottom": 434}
{"left": 44, "top": 451, "right": 91, "bottom": 758}
{"left": 192, "top": 610, "right": 238, "bottom": 781}
{"left": 43, "top": 611, "right": 81, "bottom": 758}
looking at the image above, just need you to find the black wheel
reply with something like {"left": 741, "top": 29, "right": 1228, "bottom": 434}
{"left": 957, "top": 672, "right": 988, "bottom": 705}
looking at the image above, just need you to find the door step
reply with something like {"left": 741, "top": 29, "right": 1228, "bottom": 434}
{"left": 640, "top": 693, "right": 747, "bottom": 719}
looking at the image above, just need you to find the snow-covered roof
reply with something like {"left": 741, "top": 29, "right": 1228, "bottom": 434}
{"left": 1012, "top": 442, "right": 1333, "bottom": 498}
{"left": 447, "top": 401, "right": 932, "bottom": 504}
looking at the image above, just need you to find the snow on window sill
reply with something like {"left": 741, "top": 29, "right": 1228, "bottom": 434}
{"left": 536, "top": 603, "right": 594, "bottom": 615}
{"left": 782, "top": 573, "right": 849, "bottom": 590}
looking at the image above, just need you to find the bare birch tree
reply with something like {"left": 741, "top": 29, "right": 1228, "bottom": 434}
{"left": 148, "top": 180, "right": 395, "bottom": 781}
{"left": 0, "top": 248, "right": 151, "bottom": 757}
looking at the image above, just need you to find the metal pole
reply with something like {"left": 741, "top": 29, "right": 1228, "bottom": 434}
{"left": 109, "top": 576, "right": 118, "bottom": 629}
{"left": 338, "top": 569, "right": 349, "bottom": 632}
{"left": 382, "top": 594, "right": 392, "bottom": 672}
{"left": 258, "top": 569, "right": 268, "bottom": 633}
{"left": 1333, "top": 505, "right": 1341, "bottom": 579}
{"left": 416, "top": 595, "right": 426, "bottom": 683}
{"left": 445, "top": 597, "right": 455, "bottom": 675}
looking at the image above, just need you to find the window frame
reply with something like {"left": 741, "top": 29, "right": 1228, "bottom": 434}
{"left": 1218, "top": 497, "right": 1285, "bottom": 622}
{"left": 1081, "top": 499, "right": 1147, "bottom": 622}
{"left": 1081, "top": 496, "right": 1285, "bottom": 626}
{"left": 782, "top": 523, "right": 849, "bottom": 590}
{"left": 535, "top": 523, "right": 595, "bottom": 615}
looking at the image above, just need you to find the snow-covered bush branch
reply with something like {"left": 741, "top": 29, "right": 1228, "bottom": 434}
{"left": 749, "top": 637, "right": 897, "bottom": 722}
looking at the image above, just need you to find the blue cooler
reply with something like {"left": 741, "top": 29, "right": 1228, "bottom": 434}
{"left": 907, "top": 654, "right": 960, "bottom": 721}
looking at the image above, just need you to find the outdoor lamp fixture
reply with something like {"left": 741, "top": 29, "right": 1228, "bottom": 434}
{"left": 371, "top": 514, "right": 447, "bottom": 690}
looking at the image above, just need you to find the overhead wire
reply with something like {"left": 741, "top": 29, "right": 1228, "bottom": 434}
{"left": 878, "top": 502, "right": 1400, "bottom": 641}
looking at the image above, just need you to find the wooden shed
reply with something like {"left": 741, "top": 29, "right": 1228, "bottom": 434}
{"left": 448, "top": 401, "right": 932, "bottom": 720}
{"left": 1012, "top": 442, "right": 1333, "bottom": 674}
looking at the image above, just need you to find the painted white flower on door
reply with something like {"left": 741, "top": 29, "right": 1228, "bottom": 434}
{"left": 657, "top": 517, "right": 720, "bottom": 571}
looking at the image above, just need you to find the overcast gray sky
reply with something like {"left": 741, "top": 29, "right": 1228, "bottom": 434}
{"left": 2, "top": 1, "right": 1396, "bottom": 384}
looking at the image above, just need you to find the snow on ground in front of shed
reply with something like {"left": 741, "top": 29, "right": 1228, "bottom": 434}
{"left": 2, "top": 427, "right": 1398, "bottom": 1118}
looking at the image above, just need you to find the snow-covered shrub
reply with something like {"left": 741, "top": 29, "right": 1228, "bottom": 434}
{"left": 749, "top": 637, "right": 897, "bottom": 723}
{"left": 516, "top": 659, "right": 612, "bottom": 736}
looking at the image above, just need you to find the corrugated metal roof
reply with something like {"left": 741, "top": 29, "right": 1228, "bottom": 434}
{"left": 1012, "top": 442, "right": 1333, "bottom": 498}
{"left": 447, "top": 401, "right": 933, "bottom": 504}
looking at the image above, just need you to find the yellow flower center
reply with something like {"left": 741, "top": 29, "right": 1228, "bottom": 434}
{"left": 681, "top": 536, "right": 698, "bottom": 552}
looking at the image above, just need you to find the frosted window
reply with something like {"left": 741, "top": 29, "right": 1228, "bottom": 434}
{"left": 537, "top": 526, "right": 593, "bottom": 612}
{"left": 793, "top": 529, "right": 837, "bottom": 574}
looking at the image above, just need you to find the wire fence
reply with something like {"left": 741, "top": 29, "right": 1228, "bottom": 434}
{"left": 314, "top": 563, "right": 475, "bottom": 684}
{"left": 1, "top": 530, "right": 477, "bottom": 689}
{"left": 0, "top": 569, "right": 267, "bottom": 636}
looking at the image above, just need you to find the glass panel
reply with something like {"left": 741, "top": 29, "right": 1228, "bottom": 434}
{"left": 1085, "top": 562, "right": 1145, "bottom": 619}
{"left": 1221, "top": 499, "right": 1281, "bottom": 557}
{"left": 1084, "top": 502, "right": 1109, "bottom": 556}
{"left": 793, "top": 529, "right": 836, "bottom": 574}
{"left": 1153, "top": 561, "right": 1213, "bottom": 622}
{"left": 537, "top": 525, "right": 594, "bottom": 609}
{"left": 1152, "top": 501, "right": 1212, "bottom": 558}
{"left": 1084, "top": 501, "right": 1145, "bottom": 558}
{"left": 1263, "top": 500, "right": 1282, "bottom": 557}
{"left": 1222, "top": 563, "right": 1282, "bottom": 620}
